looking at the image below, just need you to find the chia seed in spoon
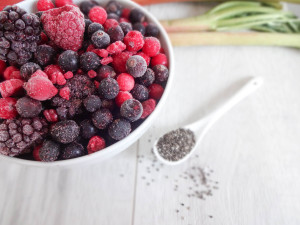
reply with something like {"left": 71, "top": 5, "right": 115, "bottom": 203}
{"left": 156, "top": 128, "right": 196, "bottom": 161}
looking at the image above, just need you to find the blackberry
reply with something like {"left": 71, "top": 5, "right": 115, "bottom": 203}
{"left": 133, "top": 23, "right": 145, "bottom": 36}
{"left": 108, "top": 119, "right": 131, "bottom": 141}
{"left": 99, "top": 78, "right": 119, "bottom": 100}
{"left": 88, "top": 22, "right": 104, "bottom": 37}
{"left": 61, "top": 142, "right": 85, "bottom": 160}
{"left": 107, "top": 25, "right": 124, "bottom": 43}
{"left": 0, "top": 6, "right": 41, "bottom": 66}
{"left": 36, "top": 140, "right": 60, "bottom": 162}
{"left": 153, "top": 64, "right": 169, "bottom": 83}
{"left": 51, "top": 97, "right": 83, "bottom": 120}
{"left": 119, "top": 22, "right": 132, "bottom": 35}
{"left": 96, "top": 65, "right": 116, "bottom": 81}
{"left": 0, "top": 117, "right": 48, "bottom": 157}
{"left": 106, "top": 1, "right": 122, "bottom": 17}
{"left": 16, "top": 96, "right": 42, "bottom": 118}
{"left": 80, "top": 52, "right": 101, "bottom": 72}
{"left": 80, "top": 119, "right": 97, "bottom": 139}
{"left": 126, "top": 55, "right": 147, "bottom": 78}
{"left": 80, "top": 1, "right": 98, "bottom": 15}
{"left": 129, "top": 8, "right": 145, "bottom": 23}
{"left": 91, "top": 30, "right": 110, "bottom": 49}
{"left": 50, "top": 120, "right": 80, "bottom": 144}
{"left": 34, "top": 44, "right": 56, "bottom": 67}
{"left": 145, "top": 23, "right": 159, "bottom": 37}
{"left": 20, "top": 62, "right": 41, "bottom": 80}
{"left": 58, "top": 50, "right": 79, "bottom": 72}
{"left": 83, "top": 95, "right": 101, "bottom": 112}
{"left": 92, "top": 108, "right": 113, "bottom": 129}
{"left": 66, "top": 75, "right": 96, "bottom": 99}
{"left": 131, "top": 84, "right": 149, "bottom": 101}
{"left": 137, "top": 68, "right": 155, "bottom": 87}
{"left": 107, "top": 13, "right": 119, "bottom": 21}
{"left": 120, "top": 99, "right": 143, "bottom": 122}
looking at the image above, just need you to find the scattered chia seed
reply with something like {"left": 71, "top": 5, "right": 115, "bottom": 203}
{"left": 156, "top": 128, "right": 196, "bottom": 161}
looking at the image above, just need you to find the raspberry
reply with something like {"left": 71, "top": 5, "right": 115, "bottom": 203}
{"left": 55, "top": 0, "right": 73, "bottom": 7}
{"left": 49, "top": 72, "right": 57, "bottom": 84}
{"left": 107, "top": 41, "right": 126, "bottom": 54}
{"left": 16, "top": 96, "right": 42, "bottom": 118}
{"left": 142, "top": 37, "right": 160, "bottom": 57}
{"left": 44, "top": 64, "right": 63, "bottom": 77}
{"left": 0, "top": 60, "right": 7, "bottom": 78}
{"left": 124, "top": 31, "right": 144, "bottom": 52}
{"left": 43, "top": 109, "right": 58, "bottom": 123}
{"left": 96, "top": 65, "right": 116, "bottom": 80}
{"left": 121, "top": 8, "right": 131, "bottom": 19}
{"left": 88, "top": 70, "right": 97, "bottom": 79}
{"left": 115, "top": 91, "right": 132, "bottom": 107}
{"left": 3, "top": 66, "right": 20, "bottom": 80}
{"left": 59, "top": 87, "right": 70, "bottom": 100}
{"left": 148, "top": 83, "right": 164, "bottom": 100}
{"left": 116, "top": 73, "right": 134, "bottom": 91}
{"left": 151, "top": 53, "right": 168, "bottom": 67}
{"left": 92, "top": 49, "right": 108, "bottom": 58}
{"left": 100, "top": 57, "right": 113, "bottom": 65}
{"left": 89, "top": 6, "right": 107, "bottom": 25}
{"left": 103, "top": 19, "right": 119, "bottom": 31}
{"left": 41, "top": 5, "right": 85, "bottom": 51}
{"left": 24, "top": 71, "right": 58, "bottom": 101}
{"left": 112, "top": 51, "right": 133, "bottom": 73}
{"left": 0, "top": 79, "right": 24, "bottom": 98}
{"left": 87, "top": 136, "right": 106, "bottom": 154}
{"left": 141, "top": 98, "right": 156, "bottom": 119}
{"left": 135, "top": 52, "right": 150, "bottom": 66}
{"left": 0, "top": 97, "right": 17, "bottom": 119}
{"left": 94, "top": 80, "right": 100, "bottom": 89}
{"left": 37, "top": 0, "right": 55, "bottom": 11}
{"left": 120, "top": 99, "right": 143, "bottom": 122}
{"left": 64, "top": 71, "right": 73, "bottom": 79}
{"left": 56, "top": 72, "right": 66, "bottom": 85}
{"left": 31, "top": 70, "right": 48, "bottom": 79}
{"left": 86, "top": 44, "right": 96, "bottom": 52}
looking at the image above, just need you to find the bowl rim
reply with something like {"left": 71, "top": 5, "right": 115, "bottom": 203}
{"left": 0, "top": 0, "right": 175, "bottom": 167}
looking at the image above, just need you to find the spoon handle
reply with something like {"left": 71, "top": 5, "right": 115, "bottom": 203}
{"left": 188, "top": 77, "right": 264, "bottom": 133}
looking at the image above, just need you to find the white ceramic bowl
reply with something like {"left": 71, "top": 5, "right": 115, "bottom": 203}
{"left": 0, "top": 0, "right": 174, "bottom": 167}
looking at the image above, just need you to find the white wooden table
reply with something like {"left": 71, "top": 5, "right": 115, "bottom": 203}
{"left": 1, "top": 3, "right": 300, "bottom": 225}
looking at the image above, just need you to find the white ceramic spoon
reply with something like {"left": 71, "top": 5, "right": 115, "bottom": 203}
{"left": 153, "top": 77, "right": 264, "bottom": 166}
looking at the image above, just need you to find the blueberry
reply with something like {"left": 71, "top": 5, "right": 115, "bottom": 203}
{"left": 126, "top": 55, "right": 147, "bottom": 78}
{"left": 96, "top": 65, "right": 116, "bottom": 81}
{"left": 119, "top": 22, "right": 132, "bottom": 35}
{"left": 83, "top": 95, "right": 101, "bottom": 112}
{"left": 80, "top": 52, "right": 101, "bottom": 72}
{"left": 91, "top": 30, "right": 110, "bottom": 49}
{"left": 153, "top": 64, "right": 169, "bottom": 83}
{"left": 88, "top": 22, "right": 104, "bottom": 36}
{"left": 129, "top": 8, "right": 145, "bottom": 23}
{"left": 61, "top": 142, "right": 85, "bottom": 160}
{"left": 137, "top": 68, "right": 155, "bottom": 87}
{"left": 106, "top": 0, "right": 122, "bottom": 17}
{"left": 108, "top": 119, "right": 131, "bottom": 140}
{"left": 99, "top": 78, "right": 119, "bottom": 99}
{"left": 107, "top": 13, "right": 119, "bottom": 21}
{"left": 80, "top": 1, "right": 98, "bottom": 14}
{"left": 84, "top": 19, "right": 92, "bottom": 34}
{"left": 120, "top": 99, "right": 143, "bottom": 122}
{"left": 34, "top": 44, "right": 55, "bottom": 67}
{"left": 92, "top": 108, "right": 113, "bottom": 129}
{"left": 38, "top": 140, "right": 60, "bottom": 162}
{"left": 107, "top": 25, "right": 124, "bottom": 43}
{"left": 16, "top": 97, "right": 42, "bottom": 118}
{"left": 58, "top": 50, "right": 79, "bottom": 72}
{"left": 50, "top": 120, "right": 80, "bottom": 144}
{"left": 80, "top": 119, "right": 97, "bottom": 139}
{"left": 131, "top": 84, "right": 149, "bottom": 101}
{"left": 20, "top": 62, "right": 41, "bottom": 80}
{"left": 133, "top": 23, "right": 145, "bottom": 36}
{"left": 146, "top": 23, "right": 160, "bottom": 37}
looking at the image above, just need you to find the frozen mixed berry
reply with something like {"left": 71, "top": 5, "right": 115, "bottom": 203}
{"left": 143, "top": 37, "right": 160, "bottom": 57}
{"left": 106, "top": 1, "right": 122, "bottom": 17}
{"left": 112, "top": 51, "right": 133, "bottom": 73}
{"left": 103, "top": 19, "right": 119, "bottom": 31}
{"left": 116, "top": 73, "right": 135, "bottom": 91}
{"left": 83, "top": 95, "right": 101, "bottom": 112}
{"left": 55, "top": 0, "right": 73, "bottom": 7}
{"left": 137, "top": 68, "right": 155, "bottom": 87}
{"left": 80, "top": 0, "right": 98, "bottom": 15}
{"left": 153, "top": 64, "right": 169, "bottom": 83}
{"left": 80, "top": 52, "right": 101, "bottom": 72}
{"left": 43, "top": 109, "right": 58, "bottom": 123}
{"left": 108, "top": 118, "right": 131, "bottom": 140}
{"left": 50, "top": 120, "right": 80, "bottom": 144}
{"left": 131, "top": 84, "right": 149, "bottom": 101}
{"left": 102, "top": 99, "right": 115, "bottom": 111}
{"left": 92, "top": 49, "right": 108, "bottom": 58}
{"left": 89, "top": 6, "right": 107, "bottom": 25}
{"left": 34, "top": 45, "right": 56, "bottom": 67}
{"left": 92, "top": 108, "right": 113, "bottom": 129}
{"left": 141, "top": 98, "right": 156, "bottom": 119}
{"left": 135, "top": 52, "right": 150, "bottom": 66}
{"left": 107, "top": 25, "right": 124, "bottom": 43}
{"left": 120, "top": 99, "right": 143, "bottom": 122}
{"left": 126, "top": 55, "right": 147, "bottom": 78}
{"left": 129, "top": 8, "right": 145, "bottom": 23}
{"left": 88, "top": 22, "right": 104, "bottom": 36}
{"left": 84, "top": 19, "right": 93, "bottom": 34}
{"left": 44, "top": 64, "right": 63, "bottom": 77}
{"left": 80, "top": 119, "right": 97, "bottom": 139}
{"left": 58, "top": 50, "right": 79, "bottom": 73}
{"left": 37, "top": 0, "right": 55, "bottom": 11}
{"left": 148, "top": 83, "right": 164, "bottom": 100}
{"left": 65, "top": 75, "right": 95, "bottom": 99}
{"left": 99, "top": 77, "right": 119, "bottom": 99}
{"left": 145, "top": 23, "right": 159, "bottom": 37}
{"left": 61, "top": 142, "right": 85, "bottom": 160}
{"left": 151, "top": 53, "right": 168, "bottom": 67}
{"left": 124, "top": 31, "right": 144, "bottom": 52}
{"left": 115, "top": 91, "right": 132, "bottom": 108}
{"left": 0, "top": 97, "right": 17, "bottom": 119}
{"left": 107, "top": 13, "right": 120, "bottom": 21}
{"left": 20, "top": 62, "right": 41, "bottom": 80}
{"left": 59, "top": 86, "right": 70, "bottom": 100}
{"left": 87, "top": 135, "right": 106, "bottom": 154}
{"left": 119, "top": 22, "right": 132, "bottom": 35}
{"left": 133, "top": 23, "right": 145, "bottom": 36}
{"left": 106, "top": 41, "right": 126, "bottom": 55}
{"left": 100, "top": 56, "right": 113, "bottom": 65}
{"left": 3, "top": 66, "right": 20, "bottom": 80}
{"left": 0, "top": 60, "right": 7, "bottom": 77}
{"left": 0, "top": 79, "right": 24, "bottom": 98}
{"left": 51, "top": 97, "right": 83, "bottom": 120}
{"left": 16, "top": 96, "right": 42, "bottom": 118}
{"left": 33, "top": 140, "right": 60, "bottom": 162}
{"left": 96, "top": 65, "right": 116, "bottom": 80}
{"left": 91, "top": 30, "right": 110, "bottom": 49}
